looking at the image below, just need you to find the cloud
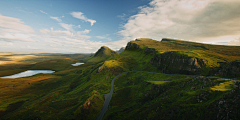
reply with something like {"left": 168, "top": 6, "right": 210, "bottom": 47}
{"left": 0, "top": 14, "right": 35, "bottom": 33}
{"left": 40, "top": 10, "right": 48, "bottom": 15}
{"left": 77, "top": 25, "right": 81, "bottom": 28}
{"left": 39, "top": 28, "right": 91, "bottom": 39}
{"left": 228, "top": 37, "right": 240, "bottom": 46}
{"left": 0, "top": 33, "right": 35, "bottom": 42}
{"left": 50, "top": 16, "right": 62, "bottom": 22}
{"left": 118, "top": 0, "right": 240, "bottom": 44}
{"left": 96, "top": 34, "right": 112, "bottom": 41}
{"left": 49, "top": 16, "right": 74, "bottom": 31}
{"left": 58, "top": 23, "right": 74, "bottom": 31}
{"left": 0, "top": 14, "right": 35, "bottom": 42}
{"left": 39, "top": 29, "right": 72, "bottom": 36}
{"left": 117, "top": 13, "right": 126, "bottom": 20}
{"left": 77, "top": 29, "right": 90, "bottom": 34}
{"left": 70, "top": 12, "right": 96, "bottom": 26}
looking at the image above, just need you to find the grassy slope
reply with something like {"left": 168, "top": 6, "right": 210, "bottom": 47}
{"left": 101, "top": 38, "right": 240, "bottom": 119}
{"left": 129, "top": 38, "right": 240, "bottom": 76}
{"left": 87, "top": 46, "right": 119, "bottom": 63}
{"left": 1, "top": 39, "right": 240, "bottom": 119}
{"left": 0, "top": 54, "right": 106, "bottom": 120}
{"left": 104, "top": 72, "right": 238, "bottom": 120}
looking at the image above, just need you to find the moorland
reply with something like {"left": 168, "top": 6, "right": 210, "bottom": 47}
{"left": 0, "top": 38, "right": 240, "bottom": 120}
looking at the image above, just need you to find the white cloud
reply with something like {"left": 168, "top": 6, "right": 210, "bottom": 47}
{"left": 39, "top": 29, "right": 73, "bottom": 36}
{"left": 0, "top": 14, "right": 35, "bottom": 42}
{"left": 0, "top": 33, "right": 35, "bottom": 42}
{"left": 70, "top": 12, "right": 96, "bottom": 26}
{"left": 77, "top": 25, "right": 81, "bottom": 28}
{"left": 40, "top": 10, "right": 48, "bottom": 15}
{"left": 77, "top": 29, "right": 90, "bottom": 34}
{"left": 96, "top": 34, "right": 112, "bottom": 41}
{"left": 0, "top": 14, "right": 35, "bottom": 33}
{"left": 118, "top": 0, "right": 240, "bottom": 45}
{"left": 50, "top": 16, "right": 62, "bottom": 22}
{"left": 117, "top": 13, "right": 126, "bottom": 20}
{"left": 49, "top": 16, "right": 74, "bottom": 31}
{"left": 228, "top": 37, "right": 240, "bottom": 46}
{"left": 58, "top": 23, "right": 74, "bottom": 31}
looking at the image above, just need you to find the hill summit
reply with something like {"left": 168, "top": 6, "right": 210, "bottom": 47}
{"left": 94, "top": 46, "right": 118, "bottom": 57}
{"left": 87, "top": 46, "right": 118, "bottom": 62}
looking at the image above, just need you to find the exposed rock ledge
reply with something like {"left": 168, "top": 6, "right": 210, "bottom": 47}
{"left": 150, "top": 51, "right": 207, "bottom": 74}
{"left": 125, "top": 41, "right": 207, "bottom": 74}
{"left": 125, "top": 42, "right": 141, "bottom": 50}
{"left": 216, "top": 61, "right": 240, "bottom": 77}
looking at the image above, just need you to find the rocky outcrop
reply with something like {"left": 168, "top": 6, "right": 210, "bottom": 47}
{"left": 125, "top": 42, "right": 141, "bottom": 50}
{"left": 116, "top": 47, "right": 125, "bottom": 53}
{"left": 144, "top": 48, "right": 158, "bottom": 54}
{"left": 217, "top": 61, "right": 240, "bottom": 77}
{"left": 150, "top": 51, "right": 207, "bottom": 74}
{"left": 125, "top": 41, "right": 158, "bottom": 54}
{"left": 210, "top": 81, "right": 240, "bottom": 120}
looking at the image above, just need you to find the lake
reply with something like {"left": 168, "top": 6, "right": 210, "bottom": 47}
{"left": 71, "top": 62, "right": 84, "bottom": 66}
{"left": 0, "top": 70, "right": 55, "bottom": 79}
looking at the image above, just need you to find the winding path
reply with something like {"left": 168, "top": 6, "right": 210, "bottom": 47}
{"left": 96, "top": 70, "right": 237, "bottom": 120}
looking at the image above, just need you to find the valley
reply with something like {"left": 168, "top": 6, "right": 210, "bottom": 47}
{"left": 0, "top": 38, "right": 240, "bottom": 120}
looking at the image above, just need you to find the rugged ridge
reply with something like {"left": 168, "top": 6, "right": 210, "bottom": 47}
{"left": 150, "top": 51, "right": 207, "bottom": 74}
{"left": 116, "top": 47, "right": 125, "bottom": 54}
{"left": 217, "top": 61, "right": 240, "bottom": 77}
{"left": 125, "top": 42, "right": 141, "bottom": 50}
{"left": 125, "top": 39, "right": 208, "bottom": 74}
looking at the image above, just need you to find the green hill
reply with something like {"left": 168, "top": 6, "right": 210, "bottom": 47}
{"left": 0, "top": 38, "right": 240, "bottom": 120}
{"left": 125, "top": 38, "right": 240, "bottom": 76}
{"left": 87, "top": 46, "right": 119, "bottom": 63}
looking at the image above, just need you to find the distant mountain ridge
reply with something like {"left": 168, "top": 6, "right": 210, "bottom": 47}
{"left": 116, "top": 47, "right": 125, "bottom": 53}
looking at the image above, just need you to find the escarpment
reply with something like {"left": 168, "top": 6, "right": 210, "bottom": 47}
{"left": 150, "top": 51, "right": 207, "bottom": 74}
{"left": 125, "top": 39, "right": 208, "bottom": 75}
{"left": 125, "top": 42, "right": 141, "bottom": 50}
{"left": 216, "top": 61, "right": 240, "bottom": 77}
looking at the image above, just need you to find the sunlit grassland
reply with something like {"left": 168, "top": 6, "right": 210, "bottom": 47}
{"left": 0, "top": 52, "right": 90, "bottom": 77}
{"left": 0, "top": 53, "right": 101, "bottom": 119}
{"left": 147, "top": 81, "right": 169, "bottom": 84}
{"left": 0, "top": 74, "right": 59, "bottom": 111}
{"left": 210, "top": 79, "right": 235, "bottom": 91}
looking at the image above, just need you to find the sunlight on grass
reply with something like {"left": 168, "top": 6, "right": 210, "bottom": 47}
{"left": 104, "top": 60, "right": 121, "bottom": 68}
{"left": 210, "top": 80, "right": 235, "bottom": 91}
{"left": 147, "top": 81, "right": 169, "bottom": 85}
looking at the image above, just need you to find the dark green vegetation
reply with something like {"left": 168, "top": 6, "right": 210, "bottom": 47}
{"left": 0, "top": 38, "right": 240, "bottom": 120}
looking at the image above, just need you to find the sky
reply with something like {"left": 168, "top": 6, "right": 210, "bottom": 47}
{"left": 0, "top": 0, "right": 240, "bottom": 53}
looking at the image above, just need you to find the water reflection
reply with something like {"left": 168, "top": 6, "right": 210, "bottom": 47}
{"left": 0, "top": 70, "right": 55, "bottom": 78}
{"left": 71, "top": 62, "right": 84, "bottom": 66}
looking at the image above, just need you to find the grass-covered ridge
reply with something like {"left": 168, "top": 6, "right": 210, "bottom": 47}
{"left": 0, "top": 37, "right": 240, "bottom": 120}
{"left": 127, "top": 38, "right": 240, "bottom": 76}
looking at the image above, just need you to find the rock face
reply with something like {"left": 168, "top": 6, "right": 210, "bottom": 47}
{"left": 116, "top": 47, "right": 125, "bottom": 53}
{"left": 125, "top": 42, "right": 141, "bottom": 50}
{"left": 150, "top": 51, "right": 207, "bottom": 74}
{"left": 217, "top": 61, "right": 240, "bottom": 77}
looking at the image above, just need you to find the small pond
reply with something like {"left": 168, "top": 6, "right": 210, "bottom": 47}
{"left": 0, "top": 70, "right": 55, "bottom": 79}
{"left": 71, "top": 62, "right": 84, "bottom": 66}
